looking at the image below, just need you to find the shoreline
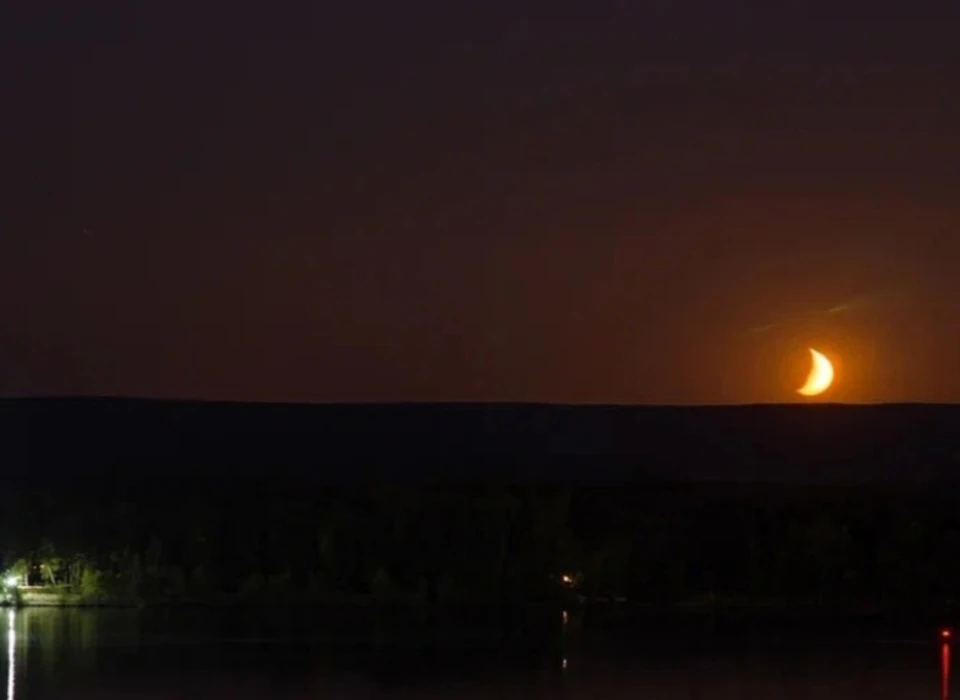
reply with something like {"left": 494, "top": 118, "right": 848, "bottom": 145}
{"left": 4, "top": 593, "right": 957, "bottom": 618}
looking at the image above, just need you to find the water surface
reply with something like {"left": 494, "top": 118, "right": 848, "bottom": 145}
{"left": 2, "top": 607, "right": 951, "bottom": 699}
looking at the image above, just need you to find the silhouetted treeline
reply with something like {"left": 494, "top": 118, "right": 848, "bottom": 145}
{"left": 4, "top": 477, "right": 960, "bottom": 608}
{"left": 4, "top": 398, "right": 960, "bottom": 607}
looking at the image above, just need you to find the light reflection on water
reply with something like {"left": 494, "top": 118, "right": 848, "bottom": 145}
{"left": 0, "top": 608, "right": 954, "bottom": 699}
{"left": 944, "top": 641, "right": 951, "bottom": 700}
{"left": 6, "top": 610, "right": 13, "bottom": 700}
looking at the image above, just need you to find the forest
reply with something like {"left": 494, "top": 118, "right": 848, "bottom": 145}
{"left": 3, "top": 475, "right": 960, "bottom": 609}
{"left": 4, "top": 399, "right": 960, "bottom": 608}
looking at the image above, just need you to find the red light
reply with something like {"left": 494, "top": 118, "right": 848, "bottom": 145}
{"left": 942, "top": 628, "right": 952, "bottom": 640}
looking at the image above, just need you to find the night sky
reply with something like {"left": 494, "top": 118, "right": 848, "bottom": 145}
{"left": 3, "top": 3, "right": 960, "bottom": 404}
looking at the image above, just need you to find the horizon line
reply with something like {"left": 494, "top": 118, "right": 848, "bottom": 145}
{"left": 2, "top": 395, "right": 957, "bottom": 409}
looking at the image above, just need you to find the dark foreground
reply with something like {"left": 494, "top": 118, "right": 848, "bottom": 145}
{"left": 3, "top": 398, "right": 960, "bottom": 608}
{"left": 3, "top": 607, "right": 954, "bottom": 699}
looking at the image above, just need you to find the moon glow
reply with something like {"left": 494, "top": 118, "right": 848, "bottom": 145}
{"left": 797, "top": 348, "right": 835, "bottom": 397}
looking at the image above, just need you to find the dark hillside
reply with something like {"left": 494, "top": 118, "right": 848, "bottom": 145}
{"left": 1, "top": 399, "right": 959, "bottom": 608}
{"left": 2, "top": 398, "right": 959, "bottom": 484}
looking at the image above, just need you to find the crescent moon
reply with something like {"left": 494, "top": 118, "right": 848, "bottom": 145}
{"left": 797, "top": 348, "right": 835, "bottom": 397}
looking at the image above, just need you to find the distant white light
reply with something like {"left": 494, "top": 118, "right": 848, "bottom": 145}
{"left": 3, "top": 577, "right": 16, "bottom": 590}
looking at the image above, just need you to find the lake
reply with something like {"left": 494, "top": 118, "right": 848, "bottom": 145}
{"left": 1, "top": 606, "right": 952, "bottom": 699}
